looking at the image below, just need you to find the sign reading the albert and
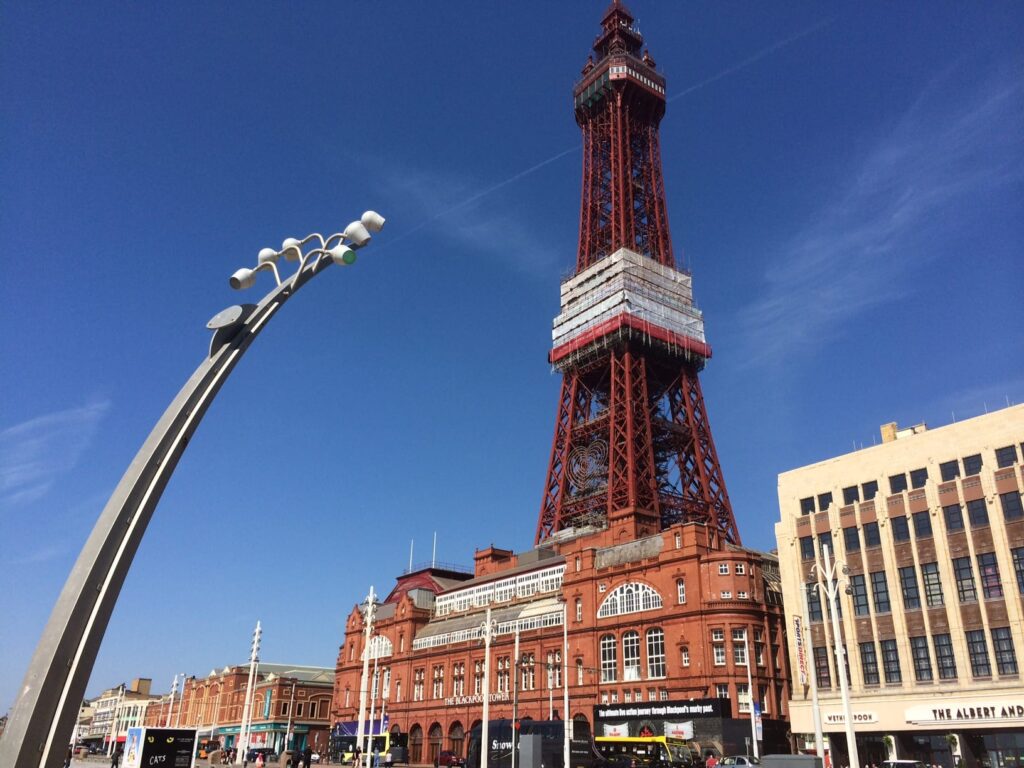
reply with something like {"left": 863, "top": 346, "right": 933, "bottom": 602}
{"left": 905, "top": 702, "right": 1024, "bottom": 725}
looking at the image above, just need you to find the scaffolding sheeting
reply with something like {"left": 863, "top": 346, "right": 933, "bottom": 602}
{"left": 551, "top": 247, "right": 705, "bottom": 351}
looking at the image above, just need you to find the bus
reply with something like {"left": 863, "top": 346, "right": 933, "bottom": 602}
{"left": 466, "top": 719, "right": 599, "bottom": 768}
{"left": 196, "top": 738, "right": 222, "bottom": 759}
{"left": 594, "top": 737, "right": 696, "bottom": 768}
{"left": 332, "top": 730, "right": 407, "bottom": 764}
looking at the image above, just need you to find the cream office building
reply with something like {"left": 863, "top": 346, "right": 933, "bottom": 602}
{"left": 776, "top": 405, "right": 1024, "bottom": 768}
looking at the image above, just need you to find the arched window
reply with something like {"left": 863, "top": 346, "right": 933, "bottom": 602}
{"left": 409, "top": 725, "right": 423, "bottom": 764}
{"left": 623, "top": 631, "right": 641, "bottom": 681}
{"left": 597, "top": 582, "right": 663, "bottom": 618}
{"left": 448, "top": 722, "right": 465, "bottom": 757}
{"left": 647, "top": 628, "right": 666, "bottom": 678}
{"left": 600, "top": 634, "right": 617, "bottom": 683}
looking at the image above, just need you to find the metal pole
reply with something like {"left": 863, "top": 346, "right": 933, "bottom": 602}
{"left": 481, "top": 608, "right": 493, "bottom": 768}
{"left": 356, "top": 588, "right": 376, "bottom": 768}
{"left": 822, "top": 545, "right": 859, "bottom": 768}
{"left": 742, "top": 631, "right": 758, "bottom": 759}
{"left": 236, "top": 621, "right": 262, "bottom": 765}
{"left": 165, "top": 676, "right": 177, "bottom": 729}
{"left": 0, "top": 220, "right": 380, "bottom": 768}
{"left": 366, "top": 655, "right": 379, "bottom": 768}
{"left": 511, "top": 625, "right": 520, "bottom": 768}
{"left": 800, "top": 585, "right": 825, "bottom": 762}
{"left": 175, "top": 674, "right": 185, "bottom": 728}
{"left": 286, "top": 682, "right": 296, "bottom": 753}
{"left": 562, "top": 603, "right": 570, "bottom": 768}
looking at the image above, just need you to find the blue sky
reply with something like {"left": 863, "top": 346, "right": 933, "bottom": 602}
{"left": 1, "top": 1, "right": 1022, "bottom": 711}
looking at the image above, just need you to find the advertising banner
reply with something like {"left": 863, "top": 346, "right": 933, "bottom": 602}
{"left": 793, "top": 616, "right": 807, "bottom": 686}
{"left": 121, "top": 728, "right": 196, "bottom": 768}
{"left": 664, "top": 721, "right": 693, "bottom": 739}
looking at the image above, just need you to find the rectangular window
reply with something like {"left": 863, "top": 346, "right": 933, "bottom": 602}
{"left": 966, "top": 629, "right": 991, "bottom": 677}
{"left": 954, "top": 557, "right": 978, "bottom": 603}
{"left": 921, "top": 562, "right": 945, "bottom": 607}
{"left": 977, "top": 552, "right": 1003, "bottom": 599}
{"left": 939, "top": 460, "right": 961, "bottom": 482}
{"left": 881, "top": 638, "right": 902, "bottom": 683}
{"left": 622, "top": 633, "right": 640, "bottom": 682}
{"left": 813, "top": 646, "right": 831, "bottom": 689}
{"left": 296, "top": 703, "right": 303, "bottom": 717}
{"left": 912, "top": 510, "right": 933, "bottom": 538}
{"left": 910, "top": 636, "right": 933, "bottom": 681}
{"left": 735, "top": 563, "right": 746, "bottom": 575}
{"left": 967, "top": 498, "right": 990, "bottom": 528}
{"left": 871, "top": 570, "right": 891, "bottom": 613}
{"left": 843, "top": 526, "right": 860, "bottom": 552}
{"left": 800, "top": 536, "right": 815, "bottom": 560}
{"left": 733, "top": 630, "right": 748, "bottom": 666}
{"left": 996, "top": 445, "right": 1019, "bottom": 468}
{"left": 600, "top": 636, "right": 617, "bottom": 683}
{"left": 718, "top": 563, "right": 730, "bottom": 575}
{"left": 1001, "top": 491, "right": 1024, "bottom": 521}
{"left": 800, "top": 497, "right": 816, "bottom": 515}
{"left": 862, "top": 480, "right": 879, "bottom": 500}
{"left": 934, "top": 634, "right": 957, "bottom": 680}
{"left": 899, "top": 566, "right": 921, "bottom": 610}
{"left": 850, "top": 574, "right": 870, "bottom": 616}
{"left": 720, "top": 591, "right": 732, "bottom": 599}
{"left": 910, "top": 467, "right": 929, "bottom": 488}
{"left": 963, "top": 454, "right": 983, "bottom": 476}
{"left": 860, "top": 642, "right": 879, "bottom": 685}
{"left": 647, "top": 629, "right": 667, "bottom": 678}
{"left": 1014, "top": 547, "right": 1024, "bottom": 595}
{"left": 842, "top": 486, "right": 860, "bottom": 505}
{"left": 681, "top": 647, "right": 690, "bottom": 667}
{"left": 943, "top": 503, "right": 965, "bottom": 532}
{"left": 575, "top": 598, "right": 583, "bottom": 622}
{"left": 677, "top": 579, "right": 686, "bottom": 604}
{"left": 890, "top": 473, "right": 908, "bottom": 494}
{"left": 991, "top": 627, "right": 1019, "bottom": 675}
{"left": 818, "top": 492, "right": 833, "bottom": 511}
{"left": 737, "top": 683, "right": 750, "bottom": 713}
{"left": 713, "top": 645, "right": 726, "bottom": 665}
{"left": 891, "top": 516, "right": 911, "bottom": 542}
{"left": 818, "top": 532, "right": 833, "bottom": 559}
{"left": 806, "top": 583, "right": 823, "bottom": 622}
{"left": 716, "top": 684, "right": 729, "bottom": 699}
{"left": 711, "top": 628, "right": 725, "bottom": 641}
{"left": 863, "top": 521, "right": 881, "bottom": 547}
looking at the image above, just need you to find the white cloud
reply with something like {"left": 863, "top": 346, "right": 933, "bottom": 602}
{"left": 0, "top": 401, "right": 111, "bottom": 507}
{"left": 737, "top": 69, "right": 1024, "bottom": 364}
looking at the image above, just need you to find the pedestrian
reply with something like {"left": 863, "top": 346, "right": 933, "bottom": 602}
{"left": 111, "top": 747, "right": 122, "bottom": 768}
{"left": 354, "top": 747, "right": 362, "bottom": 768}
{"left": 64, "top": 746, "right": 73, "bottom": 768}
{"left": 374, "top": 748, "right": 380, "bottom": 768}
{"left": 256, "top": 752, "right": 265, "bottom": 768}
{"left": 305, "top": 745, "right": 315, "bottom": 768}
{"left": 705, "top": 754, "right": 718, "bottom": 768}
{"left": 385, "top": 750, "right": 393, "bottom": 768}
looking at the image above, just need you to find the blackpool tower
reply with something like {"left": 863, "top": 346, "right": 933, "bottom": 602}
{"left": 537, "top": 0, "right": 741, "bottom": 546}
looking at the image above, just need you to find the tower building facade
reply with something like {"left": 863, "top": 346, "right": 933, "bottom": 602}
{"left": 330, "top": 4, "right": 789, "bottom": 761}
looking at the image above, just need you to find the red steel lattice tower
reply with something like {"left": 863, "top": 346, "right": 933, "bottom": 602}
{"left": 536, "top": 1, "right": 740, "bottom": 546}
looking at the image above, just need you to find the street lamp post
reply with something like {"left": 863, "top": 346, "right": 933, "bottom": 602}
{"left": 560, "top": 599, "right": 570, "bottom": 768}
{"left": 742, "top": 630, "right": 759, "bottom": 759}
{"left": 285, "top": 681, "right": 297, "bottom": 755}
{"left": 816, "top": 544, "right": 860, "bottom": 768}
{"left": 236, "top": 621, "right": 262, "bottom": 765}
{"left": 0, "top": 211, "right": 384, "bottom": 768}
{"left": 480, "top": 608, "right": 495, "bottom": 768}
{"left": 800, "top": 581, "right": 825, "bottom": 762}
{"left": 356, "top": 587, "right": 378, "bottom": 768}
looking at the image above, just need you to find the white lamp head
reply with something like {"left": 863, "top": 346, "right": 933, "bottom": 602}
{"left": 343, "top": 220, "right": 371, "bottom": 247}
{"left": 229, "top": 268, "right": 256, "bottom": 290}
{"left": 360, "top": 210, "right": 386, "bottom": 233}
{"left": 281, "top": 237, "right": 302, "bottom": 262}
{"left": 258, "top": 248, "right": 279, "bottom": 265}
{"left": 330, "top": 244, "right": 357, "bottom": 266}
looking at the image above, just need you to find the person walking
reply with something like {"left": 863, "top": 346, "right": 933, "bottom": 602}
{"left": 111, "top": 747, "right": 122, "bottom": 768}
{"left": 305, "top": 745, "right": 314, "bottom": 768}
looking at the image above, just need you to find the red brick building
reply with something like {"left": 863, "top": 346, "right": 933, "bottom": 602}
{"left": 145, "top": 663, "right": 333, "bottom": 755}
{"left": 330, "top": 523, "right": 789, "bottom": 762}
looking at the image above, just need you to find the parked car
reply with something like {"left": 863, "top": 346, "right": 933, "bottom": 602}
{"left": 436, "top": 750, "right": 466, "bottom": 768}
{"left": 309, "top": 752, "right": 321, "bottom": 764}
{"left": 720, "top": 758, "right": 761, "bottom": 767}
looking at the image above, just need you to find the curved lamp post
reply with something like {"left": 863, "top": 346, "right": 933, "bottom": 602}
{"left": 0, "top": 211, "right": 385, "bottom": 768}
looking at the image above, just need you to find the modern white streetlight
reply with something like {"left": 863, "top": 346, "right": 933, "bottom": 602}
{"left": 236, "top": 621, "right": 262, "bottom": 765}
{"left": 815, "top": 545, "right": 860, "bottom": 768}
{"left": 799, "top": 581, "right": 826, "bottom": 762}
{"left": 356, "top": 586, "right": 378, "bottom": 768}
{"left": 742, "top": 630, "right": 759, "bottom": 759}
{"left": 0, "top": 212, "right": 383, "bottom": 768}
{"left": 164, "top": 676, "right": 178, "bottom": 728}
{"left": 479, "top": 608, "right": 496, "bottom": 768}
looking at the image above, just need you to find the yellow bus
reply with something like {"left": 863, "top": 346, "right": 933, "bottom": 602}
{"left": 595, "top": 736, "right": 696, "bottom": 768}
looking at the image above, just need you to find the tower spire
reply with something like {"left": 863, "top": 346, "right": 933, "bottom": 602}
{"left": 536, "top": 5, "right": 739, "bottom": 546}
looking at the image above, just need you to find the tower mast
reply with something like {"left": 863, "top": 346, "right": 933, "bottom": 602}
{"left": 536, "top": 0, "right": 739, "bottom": 545}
